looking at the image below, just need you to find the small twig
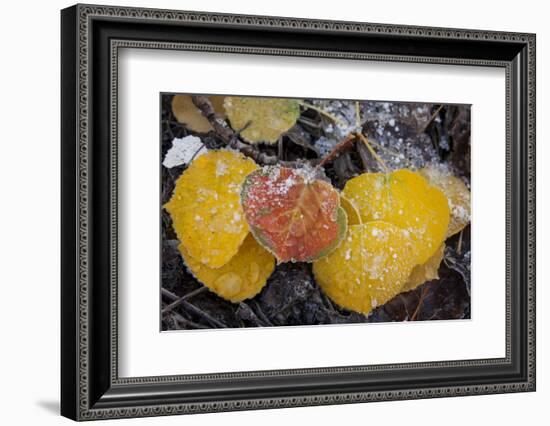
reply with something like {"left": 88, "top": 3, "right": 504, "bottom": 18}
{"left": 251, "top": 300, "right": 274, "bottom": 326}
{"left": 191, "top": 95, "right": 302, "bottom": 167}
{"left": 181, "top": 301, "right": 227, "bottom": 328}
{"left": 410, "top": 287, "right": 430, "bottom": 321}
{"left": 418, "top": 104, "right": 444, "bottom": 135}
{"left": 163, "top": 307, "right": 209, "bottom": 330}
{"left": 315, "top": 133, "right": 356, "bottom": 170}
{"left": 161, "top": 286, "right": 207, "bottom": 315}
{"left": 399, "top": 294, "right": 412, "bottom": 320}
{"left": 191, "top": 95, "right": 234, "bottom": 143}
{"left": 162, "top": 288, "right": 180, "bottom": 301}
{"left": 238, "top": 302, "right": 267, "bottom": 327}
{"left": 236, "top": 121, "right": 252, "bottom": 135}
{"left": 161, "top": 287, "right": 226, "bottom": 328}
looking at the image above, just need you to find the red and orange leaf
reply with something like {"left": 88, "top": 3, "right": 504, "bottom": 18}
{"left": 241, "top": 166, "right": 347, "bottom": 263}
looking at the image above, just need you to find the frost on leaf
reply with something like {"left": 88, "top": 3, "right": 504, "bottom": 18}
{"left": 180, "top": 235, "right": 275, "bottom": 303}
{"left": 241, "top": 166, "right": 347, "bottom": 263}
{"left": 420, "top": 167, "right": 470, "bottom": 237}
{"left": 172, "top": 95, "right": 225, "bottom": 133}
{"left": 402, "top": 243, "right": 445, "bottom": 292}
{"left": 162, "top": 135, "right": 206, "bottom": 168}
{"left": 313, "top": 222, "right": 417, "bottom": 314}
{"left": 164, "top": 150, "right": 258, "bottom": 269}
{"left": 224, "top": 97, "right": 300, "bottom": 144}
{"left": 342, "top": 169, "right": 450, "bottom": 265}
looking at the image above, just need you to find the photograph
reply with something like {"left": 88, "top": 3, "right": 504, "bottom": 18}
{"left": 160, "top": 94, "right": 472, "bottom": 330}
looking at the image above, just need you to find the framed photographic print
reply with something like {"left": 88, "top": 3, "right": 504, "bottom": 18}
{"left": 61, "top": 4, "right": 536, "bottom": 421}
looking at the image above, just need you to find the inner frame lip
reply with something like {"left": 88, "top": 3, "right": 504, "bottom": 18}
{"left": 110, "top": 39, "right": 511, "bottom": 385}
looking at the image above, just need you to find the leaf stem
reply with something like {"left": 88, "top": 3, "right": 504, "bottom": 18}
{"left": 356, "top": 133, "right": 390, "bottom": 174}
{"left": 315, "top": 133, "right": 356, "bottom": 170}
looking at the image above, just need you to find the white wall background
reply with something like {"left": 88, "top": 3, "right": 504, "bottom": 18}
{"left": 0, "top": 0, "right": 546, "bottom": 424}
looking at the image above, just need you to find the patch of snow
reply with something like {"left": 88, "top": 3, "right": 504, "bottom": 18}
{"left": 162, "top": 135, "right": 206, "bottom": 168}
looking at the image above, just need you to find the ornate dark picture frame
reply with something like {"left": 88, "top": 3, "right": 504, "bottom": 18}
{"left": 61, "top": 4, "right": 536, "bottom": 421}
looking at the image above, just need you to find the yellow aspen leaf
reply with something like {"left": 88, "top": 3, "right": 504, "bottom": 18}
{"left": 420, "top": 167, "right": 471, "bottom": 237}
{"left": 180, "top": 235, "right": 275, "bottom": 303}
{"left": 172, "top": 95, "right": 225, "bottom": 133}
{"left": 224, "top": 97, "right": 300, "bottom": 144}
{"left": 342, "top": 169, "right": 450, "bottom": 265}
{"left": 402, "top": 243, "right": 445, "bottom": 292}
{"left": 313, "top": 222, "right": 417, "bottom": 314}
{"left": 164, "top": 150, "right": 258, "bottom": 268}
